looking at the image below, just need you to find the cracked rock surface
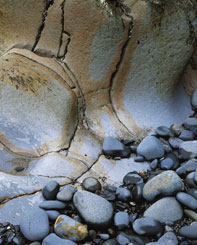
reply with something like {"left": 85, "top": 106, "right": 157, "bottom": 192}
{"left": 0, "top": 0, "right": 196, "bottom": 227}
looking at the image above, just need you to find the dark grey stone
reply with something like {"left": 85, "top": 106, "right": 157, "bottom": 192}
{"left": 179, "top": 225, "right": 197, "bottom": 239}
{"left": 39, "top": 200, "right": 66, "bottom": 210}
{"left": 137, "top": 136, "right": 164, "bottom": 160}
{"left": 160, "top": 153, "right": 179, "bottom": 170}
{"left": 116, "top": 234, "right": 130, "bottom": 245}
{"left": 156, "top": 126, "right": 173, "bottom": 137}
{"left": 176, "top": 192, "right": 197, "bottom": 209}
{"left": 98, "top": 234, "right": 110, "bottom": 240}
{"left": 56, "top": 185, "right": 77, "bottom": 202}
{"left": 20, "top": 207, "right": 49, "bottom": 241}
{"left": 73, "top": 191, "right": 113, "bottom": 228}
{"left": 129, "top": 213, "right": 138, "bottom": 224}
{"left": 168, "top": 137, "right": 183, "bottom": 149}
{"left": 191, "top": 89, "right": 197, "bottom": 110}
{"left": 134, "top": 156, "right": 145, "bottom": 162}
{"left": 132, "top": 183, "right": 144, "bottom": 203}
{"left": 144, "top": 197, "right": 183, "bottom": 223}
{"left": 185, "top": 172, "right": 197, "bottom": 188}
{"left": 118, "top": 232, "right": 144, "bottom": 245}
{"left": 176, "top": 159, "right": 197, "bottom": 176}
{"left": 146, "top": 232, "right": 178, "bottom": 245}
{"left": 179, "top": 130, "right": 194, "bottom": 141}
{"left": 187, "top": 188, "right": 197, "bottom": 199}
{"left": 183, "top": 118, "right": 197, "bottom": 134}
{"left": 179, "top": 141, "right": 197, "bottom": 159}
{"left": 102, "top": 239, "right": 118, "bottom": 245}
{"left": 123, "top": 173, "right": 143, "bottom": 186}
{"left": 132, "top": 217, "right": 163, "bottom": 235}
{"left": 102, "top": 137, "right": 131, "bottom": 158}
{"left": 82, "top": 177, "right": 101, "bottom": 192}
{"left": 150, "top": 159, "right": 158, "bottom": 170}
{"left": 46, "top": 210, "right": 60, "bottom": 221}
{"left": 42, "top": 233, "right": 77, "bottom": 245}
{"left": 42, "top": 181, "right": 60, "bottom": 200}
{"left": 116, "top": 187, "right": 132, "bottom": 202}
{"left": 114, "top": 212, "right": 129, "bottom": 229}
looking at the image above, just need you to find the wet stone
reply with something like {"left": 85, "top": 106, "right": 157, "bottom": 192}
{"left": 168, "top": 137, "right": 183, "bottom": 149}
{"left": 132, "top": 217, "right": 163, "bottom": 236}
{"left": 194, "top": 168, "right": 197, "bottom": 184}
{"left": 42, "top": 181, "right": 60, "bottom": 200}
{"left": 39, "top": 200, "right": 66, "bottom": 210}
{"left": 20, "top": 207, "right": 49, "bottom": 241}
{"left": 137, "top": 136, "right": 164, "bottom": 160}
{"left": 179, "top": 129, "right": 194, "bottom": 141}
{"left": 123, "top": 173, "right": 143, "bottom": 186}
{"left": 176, "top": 192, "right": 197, "bottom": 209}
{"left": 156, "top": 126, "right": 173, "bottom": 137}
{"left": 116, "top": 187, "right": 132, "bottom": 202}
{"left": 54, "top": 215, "right": 88, "bottom": 241}
{"left": 57, "top": 185, "right": 77, "bottom": 202}
{"left": 82, "top": 177, "right": 102, "bottom": 192}
{"left": 114, "top": 212, "right": 129, "bottom": 229}
{"left": 102, "top": 137, "right": 131, "bottom": 158}
{"left": 42, "top": 233, "right": 77, "bottom": 245}
{"left": 132, "top": 183, "right": 144, "bottom": 203}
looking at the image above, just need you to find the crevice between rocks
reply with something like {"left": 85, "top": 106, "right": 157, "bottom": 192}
{"left": 32, "top": 0, "right": 55, "bottom": 52}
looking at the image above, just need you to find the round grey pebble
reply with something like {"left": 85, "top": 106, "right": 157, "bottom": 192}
{"left": 176, "top": 159, "right": 197, "bottom": 176}
{"left": 46, "top": 210, "right": 60, "bottom": 221}
{"left": 132, "top": 217, "right": 163, "bottom": 235}
{"left": 187, "top": 188, "right": 197, "bottom": 199}
{"left": 156, "top": 126, "right": 172, "bottom": 137}
{"left": 150, "top": 159, "right": 158, "bottom": 170}
{"left": 160, "top": 157, "right": 174, "bottom": 170}
{"left": 179, "top": 225, "right": 197, "bottom": 239}
{"left": 179, "top": 130, "right": 194, "bottom": 141}
{"left": 114, "top": 212, "right": 129, "bottom": 229}
{"left": 42, "top": 181, "right": 60, "bottom": 200}
{"left": 39, "top": 200, "right": 66, "bottom": 210}
{"left": 116, "top": 234, "right": 130, "bottom": 245}
{"left": 20, "top": 207, "right": 49, "bottom": 241}
{"left": 168, "top": 137, "right": 183, "bottom": 149}
{"left": 82, "top": 177, "right": 102, "bottom": 192}
{"left": 176, "top": 192, "right": 197, "bottom": 209}
{"left": 42, "top": 233, "right": 77, "bottom": 245}
{"left": 123, "top": 173, "right": 143, "bottom": 185}
{"left": 183, "top": 117, "right": 197, "bottom": 134}
{"left": 116, "top": 187, "right": 132, "bottom": 201}
{"left": 134, "top": 156, "right": 144, "bottom": 162}
{"left": 57, "top": 185, "right": 77, "bottom": 202}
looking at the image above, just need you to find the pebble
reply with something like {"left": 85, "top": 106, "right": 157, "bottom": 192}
{"left": 20, "top": 207, "right": 49, "bottom": 241}
{"left": 132, "top": 183, "right": 144, "bottom": 203}
{"left": 46, "top": 210, "right": 60, "bottom": 221}
{"left": 144, "top": 197, "right": 183, "bottom": 223}
{"left": 183, "top": 117, "right": 197, "bottom": 134}
{"left": 116, "top": 187, "right": 132, "bottom": 202}
{"left": 176, "top": 159, "right": 197, "bottom": 176}
{"left": 82, "top": 177, "right": 101, "bottom": 192}
{"left": 98, "top": 234, "right": 110, "bottom": 240}
{"left": 179, "top": 225, "right": 197, "bottom": 239}
{"left": 143, "top": 170, "right": 184, "bottom": 201}
{"left": 185, "top": 172, "right": 197, "bottom": 188}
{"left": 187, "top": 188, "right": 197, "bottom": 199}
{"left": 191, "top": 88, "right": 197, "bottom": 109}
{"left": 160, "top": 157, "right": 174, "bottom": 170}
{"left": 179, "top": 141, "right": 197, "bottom": 159}
{"left": 114, "top": 212, "right": 129, "bottom": 229}
{"left": 42, "top": 181, "right": 60, "bottom": 200}
{"left": 137, "top": 136, "right": 164, "bottom": 160}
{"left": 116, "top": 234, "right": 130, "bottom": 245}
{"left": 123, "top": 173, "right": 143, "bottom": 185}
{"left": 42, "top": 233, "right": 77, "bottom": 245}
{"left": 147, "top": 232, "right": 178, "bottom": 245}
{"left": 132, "top": 217, "right": 163, "bottom": 235}
{"left": 57, "top": 185, "right": 77, "bottom": 202}
{"left": 170, "top": 123, "right": 184, "bottom": 136}
{"left": 176, "top": 192, "right": 197, "bottom": 209}
{"left": 102, "top": 137, "right": 131, "bottom": 158}
{"left": 54, "top": 215, "right": 88, "bottom": 241}
{"left": 39, "top": 200, "right": 66, "bottom": 210}
{"left": 184, "top": 209, "right": 197, "bottom": 221}
{"left": 102, "top": 238, "right": 118, "bottom": 245}
{"left": 168, "top": 137, "right": 183, "bottom": 149}
{"left": 156, "top": 126, "right": 172, "bottom": 137}
{"left": 134, "top": 155, "right": 145, "bottom": 162}
{"left": 118, "top": 232, "right": 144, "bottom": 245}
{"left": 150, "top": 159, "right": 158, "bottom": 170}
{"left": 73, "top": 191, "right": 113, "bottom": 228}
{"left": 129, "top": 213, "right": 138, "bottom": 224}
{"left": 179, "top": 129, "right": 194, "bottom": 141}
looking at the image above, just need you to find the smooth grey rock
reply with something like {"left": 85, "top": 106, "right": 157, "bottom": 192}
{"left": 156, "top": 126, "right": 172, "bottom": 137}
{"left": 183, "top": 118, "right": 197, "bottom": 134}
{"left": 143, "top": 170, "right": 184, "bottom": 201}
{"left": 144, "top": 197, "right": 183, "bottom": 223}
{"left": 179, "top": 141, "right": 197, "bottom": 159}
{"left": 73, "top": 191, "right": 113, "bottom": 228}
{"left": 114, "top": 212, "right": 129, "bottom": 229}
{"left": 176, "top": 192, "right": 197, "bottom": 209}
{"left": 132, "top": 183, "right": 144, "bottom": 203}
{"left": 54, "top": 215, "right": 88, "bottom": 241}
{"left": 57, "top": 185, "right": 77, "bottom": 202}
{"left": 160, "top": 157, "right": 174, "bottom": 170}
{"left": 146, "top": 232, "right": 178, "bottom": 245}
{"left": 185, "top": 172, "right": 197, "bottom": 188}
{"left": 116, "top": 234, "right": 130, "bottom": 245}
{"left": 116, "top": 187, "right": 132, "bottom": 201}
{"left": 134, "top": 156, "right": 145, "bottom": 162}
{"left": 179, "top": 225, "right": 197, "bottom": 239}
{"left": 118, "top": 232, "right": 144, "bottom": 245}
{"left": 39, "top": 200, "right": 66, "bottom": 210}
{"left": 184, "top": 209, "right": 197, "bottom": 221}
{"left": 123, "top": 173, "right": 143, "bottom": 185}
{"left": 102, "top": 137, "right": 131, "bottom": 158}
{"left": 150, "top": 159, "right": 158, "bottom": 170}
{"left": 176, "top": 159, "right": 197, "bottom": 176}
{"left": 42, "top": 181, "right": 60, "bottom": 200}
{"left": 46, "top": 210, "right": 60, "bottom": 221}
{"left": 187, "top": 188, "right": 197, "bottom": 199}
{"left": 179, "top": 130, "right": 194, "bottom": 141}
{"left": 102, "top": 238, "right": 118, "bottom": 245}
{"left": 132, "top": 217, "right": 163, "bottom": 235}
{"left": 137, "top": 136, "right": 164, "bottom": 160}
{"left": 20, "top": 207, "right": 49, "bottom": 241}
{"left": 42, "top": 233, "right": 77, "bottom": 245}
{"left": 82, "top": 177, "right": 101, "bottom": 192}
{"left": 191, "top": 89, "right": 197, "bottom": 109}
{"left": 168, "top": 137, "right": 183, "bottom": 149}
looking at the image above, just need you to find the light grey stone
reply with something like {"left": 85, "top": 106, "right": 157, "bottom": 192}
{"left": 42, "top": 233, "right": 77, "bottom": 245}
{"left": 179, "top": 141, "right": 197, "bottom": 159}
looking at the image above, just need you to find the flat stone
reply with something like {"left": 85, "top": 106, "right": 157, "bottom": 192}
{"left": 57, "top": 185, "right": 77, "bottom": 202}
{"left": 102, "top": 137, "right": 131, "bottom": 158}
{"left": 179, "top": 130, "right": 194, "bottom": 141}
{"left": 144, "top": 197, "right": 183, "bottom": 223}
{"left": 176, "top": 192, "right": 197, "bottom": 209}
{"left": 0, "top": 51, "right": 78, "bottom": 156}
{"left": 42, "top": 181, "right": 60, "bottom": 200}
{"left": 114, "top": 212, "right": 129, "bottom": 229}
{"left": 54, "top": 215, "right": 88, "bottom": 241}
{"left": 20, "top": 207, "right": 49, "bottom": 241}
{"left": 191, "top": 89, "right": 197, "bottom": 109}
{"left": 39, "top": 200, "right": 66, "bottom": 210}
{"left": 132, "top": 217, "right": 163, "bottom": 235}
{"left": 123, "top": 173, "right": 143, "bottom": 186}
{"left": 137, "top": 136, "right": 164, "bottom": 160}
{"left": 42, "top": 233, "right": 77, "bottom": 245}
{"left": 179, "top": 141, "right": 197, "bottom": 159}
{"left": 155, "top": 126, "right": 172, "bottom": 137}
{"left": 184, "top": 209, "right": 197, "bottom": 221}
{"left": 183, "top": 118, "right": 197, "bottom": 134}
{"left": 168, "top": 137, "right": 183, "bottom": 149}
{"left": 73, "top": 191, "right": 113, "bottom": 228}
{"left": 143, "top": 170, "right": 184, "bottom": 201}
{"left": 176, "top": 159, "right": 197, "bottom": 176}
{"left": 179, "top": 225, "right": 197, "bottom": 239}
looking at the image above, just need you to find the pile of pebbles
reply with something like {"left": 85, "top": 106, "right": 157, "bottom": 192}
{"left": 1, "top": 90, "right": 197, "bottom": 245}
